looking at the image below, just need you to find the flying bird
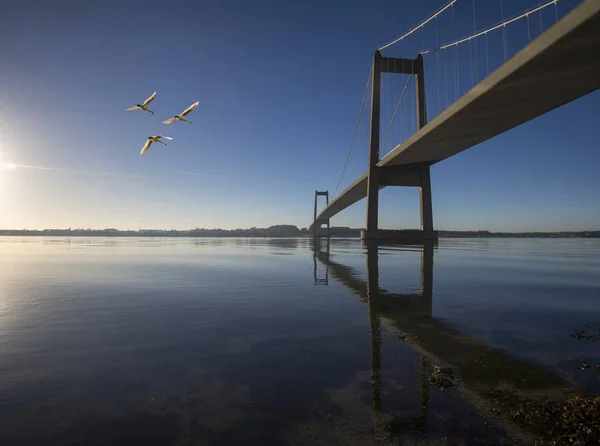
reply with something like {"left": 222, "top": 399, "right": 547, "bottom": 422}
{"left": 163, "top": 101, "right": 199, "bottom": 124}
{"left": 126, "top": 92, "right": 157, "bottom": 115}
{"left": 140, "top": 136, "right": 173, "bottom": 155}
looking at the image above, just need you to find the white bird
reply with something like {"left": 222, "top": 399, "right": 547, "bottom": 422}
{"left": 126, "top": 92, "right": 157, "bottom": 115}
{"left": 163, "top": 101, "right": 199, "bottom": 124}
{"left": 140, "top": 136, "right": 173, "bottom": 155}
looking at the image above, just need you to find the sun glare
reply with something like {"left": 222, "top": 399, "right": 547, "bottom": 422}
{"left": 0, "top": 138, "right": 15, "bottom": 169}
{"left": 0, "top": 144, "right": 18, "bottom": 194}
{"left": 2, "top": 163, "right": 18, "bottom": 171}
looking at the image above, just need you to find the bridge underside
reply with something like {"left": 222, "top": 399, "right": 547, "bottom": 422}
{"left": 315, "top": 0, "right": 600, "bottom": 225}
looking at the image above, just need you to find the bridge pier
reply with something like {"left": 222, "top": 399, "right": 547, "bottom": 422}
{"left": 420, "top": 165, "right": 434, "bottom": 236}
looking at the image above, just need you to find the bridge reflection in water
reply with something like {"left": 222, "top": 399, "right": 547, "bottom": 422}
{"left": 311, "top": 238, "right": 582, "bottom": 442}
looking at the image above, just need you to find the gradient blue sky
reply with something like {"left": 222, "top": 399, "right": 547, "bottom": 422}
{"left": 0, "top": 0, "right": 597, "bottom": 231}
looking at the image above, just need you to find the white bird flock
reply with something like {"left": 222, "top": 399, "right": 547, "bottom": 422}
{"left": 125, "top": 92, "right": 199, "bottom": 155}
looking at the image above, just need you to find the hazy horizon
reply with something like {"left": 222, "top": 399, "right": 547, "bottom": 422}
{"left": 2, "top": 225, "right": 599, "bottom": 234}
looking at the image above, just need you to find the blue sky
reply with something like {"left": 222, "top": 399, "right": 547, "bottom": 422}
{"left": 0, "top": 0, "right": 597, "bottom": 231}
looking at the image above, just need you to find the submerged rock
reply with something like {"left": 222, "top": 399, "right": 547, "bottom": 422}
{"left": 429, "top": 366, "right": 454, "bottom": 389}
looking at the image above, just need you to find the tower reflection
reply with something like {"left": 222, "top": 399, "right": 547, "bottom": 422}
{"left": 312, "top": 239, "right": 577, "bottom": 442}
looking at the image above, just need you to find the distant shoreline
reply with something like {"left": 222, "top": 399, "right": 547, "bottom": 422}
{"left": 1, "top": 227, "right": 598, "bottom": 239}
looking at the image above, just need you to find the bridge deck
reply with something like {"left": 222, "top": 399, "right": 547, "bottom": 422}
{"left": 316, "top": 0, "right": 600, "bottom": 223}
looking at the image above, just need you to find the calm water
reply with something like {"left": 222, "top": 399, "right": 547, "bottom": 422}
{"left": 0, "top": 236, "right": 598, "bottom": 445}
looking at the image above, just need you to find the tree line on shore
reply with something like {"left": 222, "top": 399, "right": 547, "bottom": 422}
{"left": 0, "top": 225, "right": 598, "bottom": 238}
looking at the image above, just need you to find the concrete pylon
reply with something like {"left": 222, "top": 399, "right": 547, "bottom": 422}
{"left": 361, "top": 51, "right": 436, "bottom": 241}
{"left": 312, "top": 190, "right": 330, "bottom": 237}
{"left": 365, "top": 51, "right": 383, "bottom": 236}
{"left": 414, "top": 54, "right": 434, "bottom": 236}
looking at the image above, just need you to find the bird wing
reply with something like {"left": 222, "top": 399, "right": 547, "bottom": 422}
{"left": 126, "top": 106, "right": 140, "bottom": 111}
{"left": 180, "top": 101, "right": 199, "bottom": 116}
{"left": 156, "top": 136, "right": 173, "bottom": 140}
{"left": 143, "top": 92, "right": 157, "bottom": 106}
{"left": 162, "top": 117, "right": 177, "bottom": 124}
{"left": 140, "top": 139, "right": 153, "bottom": 155}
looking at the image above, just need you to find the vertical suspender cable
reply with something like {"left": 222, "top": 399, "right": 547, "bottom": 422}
{"left": 435, "top": 16, "right": 440, "bottom": 116}
{"left": 539, "top": 0, "right": 544, "bottom": 34}
{"left": 472, "top": 0, "right": 478, "bottom": 82}
{"left": 444, "top": 49, "right": 448, "bottom": 109}
{"left": 485, "top": 32, "right": 489, "bottom": 75}
{"left": 501, "top": 0, "right": 508, "bottom": 61}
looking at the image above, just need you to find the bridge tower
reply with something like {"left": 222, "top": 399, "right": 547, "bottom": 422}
{"left": 363, "top": 50, "right": 436, "bottom": 241}
{"left": 312, "top": 190, "right": 330, "bottom": 237}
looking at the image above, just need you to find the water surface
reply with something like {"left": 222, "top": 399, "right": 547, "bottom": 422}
{"left": 0, "top": 237, "right": 598, "bottom": 445}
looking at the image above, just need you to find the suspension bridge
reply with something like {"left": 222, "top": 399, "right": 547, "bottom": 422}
{"left": 311, "top": 0, "right": 600, "bottom": 240}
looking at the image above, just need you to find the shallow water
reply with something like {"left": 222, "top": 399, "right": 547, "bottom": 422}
{"left": 0, "top": 236, "right": 598, "bottom": 445}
